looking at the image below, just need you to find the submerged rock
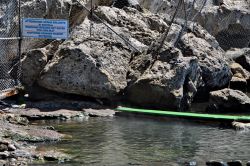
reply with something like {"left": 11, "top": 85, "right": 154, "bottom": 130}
{"left": 208, "top": 88, "right": 250, "bottom": 112}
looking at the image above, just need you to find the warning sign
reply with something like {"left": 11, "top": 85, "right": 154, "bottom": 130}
{"left": 22, "top": 18, "right": 69, "bottom": 39}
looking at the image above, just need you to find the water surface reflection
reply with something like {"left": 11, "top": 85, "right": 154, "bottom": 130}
{"left": 31, "top": 117, "right": 250, "bottom": 165}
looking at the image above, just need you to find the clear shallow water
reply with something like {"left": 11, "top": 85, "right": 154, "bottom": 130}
{"left": 31, "top": 116, "right": 250, "bottom": 166}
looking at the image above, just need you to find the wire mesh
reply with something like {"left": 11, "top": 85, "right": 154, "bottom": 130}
{"left": 0, "top": 0, "right": 73, "bottom": 93}
{"left": 0, "top": 0, "right": 20, "bottom": 92}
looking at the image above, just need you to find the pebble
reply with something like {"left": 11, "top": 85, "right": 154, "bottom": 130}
{"left": 8, "top": 144, "right": 16, "bottom": 151}
{"left": 0, "top": 160, "right": 7, "bottom": 165}
{"left": 0, "top": 151, "right": 10, "bottom": 159}
{"left": 0, "top": 140, "right": 10, "bottom": 145}
{"left": 246, "top": 161, "right": 250, "bottom": 166}
{"left": 9, "top": 158, "right": 17, "bottom": 166}
{"left": 10, "top": 150, "right": 31, "bottom": 159}
{"left": 0, "top": 144, "right": 8, "bottom": 152}
{"left": 184, "top": 161, "right": 197, "bottom": 166}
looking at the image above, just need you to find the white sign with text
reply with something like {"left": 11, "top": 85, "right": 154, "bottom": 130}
{"left": 22, "top": 18, "right": 69, "bottom": 39}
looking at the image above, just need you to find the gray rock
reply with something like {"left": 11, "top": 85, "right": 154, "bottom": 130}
{"left": 0, "top": 160, "right": 7, "bottom": 165}
{"left": 178, "top": 24, "right": 232, "bottom": 90}
{"left": 113, "top": 0, "right": 142, "bottom": 11}
{"left": 230, "top": 76, "right": 247, "bottom": 92}
{"left": 127, "top": 46, "right": 201, "bottom": 110}
{"left": 0, "top": 144, "right": 8, "bottom": 152}
{"left": 0, "top": 151, "right": 9, "bottom": 159}
{"left": 234, "top": 48, "right": 250, "bottom": 72}
{"left": 21, "top": 41, "right": 61, "bottom": 86}
{"left": 184, "top": 161, "right": 197, "bottom": 166}
{"left": 206, "top": 160, "right": 227, "bottom": 166}
{"left": 208, "top": 88, "right": 250, "bottom": 112}
{"left": 42, "top": 150, "right": 70, "bottom": 162}
{"left": 140, "top": 0, "right": 250, "bottom": 50}
{"left": 10, "top": 108, "right": 85, "bottom": 120}
{"left": 226, "top": 48, "right": 250, "bottom": 76}
{"left": 7, "top": 144, "right": 16, "bottom": 152}
{"left": 0, "top": 141, "right": 9, "bottom": 146}
{"left": 6, "top": 115, "right": 29, "bottom": 126}
{"left": 230, "top": 63, "right": 249, "bottom": 79}
{"left": 227, "top": 160, "right": 242, "bottom": 166}
{"left": 38, "top": 38, "right": 131, "bottom": 99}
{"left": 21, "top": 0, "right": 71, "bottom": 19}
{"left": 83, "top": 108, "right": 115, "bottom": 117}
{"left": 229, "top": 63, "right": 249, "bottom": 91}
{"left": 232, "top": 121, "right": 250, "bottom": 131}
{"left": 10, "top": 150, "right": 31, "bottom": 159}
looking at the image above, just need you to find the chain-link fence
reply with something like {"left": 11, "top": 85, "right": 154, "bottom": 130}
{"left": 0, "top": 0, "right": 71, "bottom": 95}
{"left": 0, "top": 0, "right": 21, "bottom": 93}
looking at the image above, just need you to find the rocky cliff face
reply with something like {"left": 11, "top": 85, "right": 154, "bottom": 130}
{"left": 20, "top": 2, "right": 233, "bottom": 110}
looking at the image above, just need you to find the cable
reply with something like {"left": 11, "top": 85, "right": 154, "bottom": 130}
{"left": 174, "top": 0, "right": 188, "bottom": 47}
{"left": 191, "top": 0, "right": 207, "bottom": 30}
{"left": 90, "top": 0, "right": 93, "bottom": 37}
{"left": 187, "top": 0, "right": 197, "bottom": 20}
{"left": 149, "top": 0, "right": 183, "bottom": 54}
{"left": 17, "top": 0, "right": 22, "bottom": 87}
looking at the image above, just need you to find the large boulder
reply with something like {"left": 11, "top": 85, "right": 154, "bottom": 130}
{"left": 21, "top": 41, "right": 61, "bottom": 86}
{"left": 37, "top": 6, "right": 177, "bottom": 99}
{"left": 177, "top": 23, "right": 232, "bottom": 90}
{"left": 127, "top": 46, "right": 201, "bottom": 110}
{"left": 21, "top": 49, "right": 48, "bottom": 86}
{"left": 207, "top": 88, "right": 250, "bottom": 112}
{"left": 38, "top": 37, "right": 131, "bottom": 99}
